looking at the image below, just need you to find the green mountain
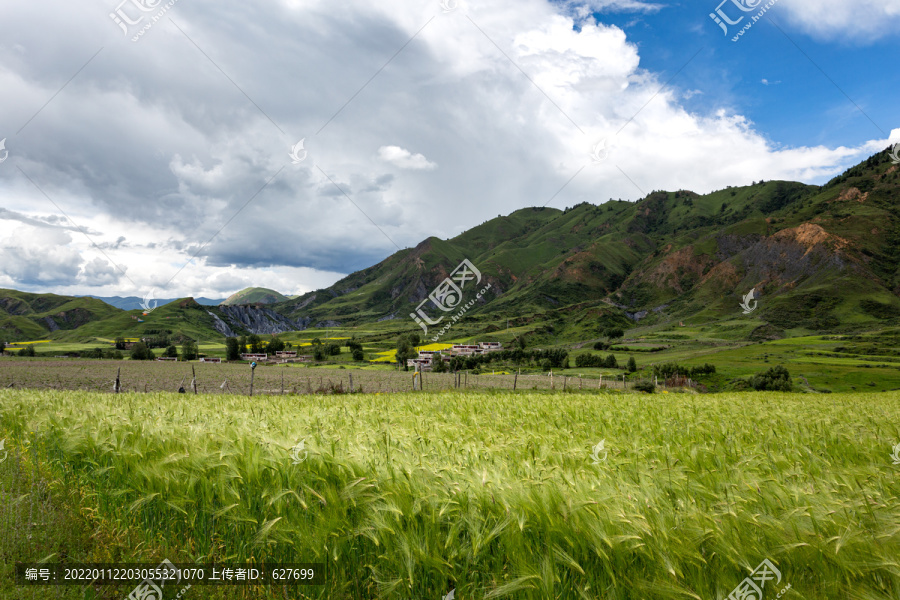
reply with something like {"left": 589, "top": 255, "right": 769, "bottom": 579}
{"left": 0, "top": 291, "right": 301, "bottom": 344}
{"left": 0, "top": 290, "right": 123, "bottom": 341}
{"left": 3, "top": 148, "right": 900, "bottom": 348}
{"left": 274, "top": 147, "right": 900, "bottom": 339}
{"left": 222, "top": 287, "right": 288, "bottom": 306}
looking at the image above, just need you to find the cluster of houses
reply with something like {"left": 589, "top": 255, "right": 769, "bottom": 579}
{"left": 407, "top": 342, "right": 502, "bottom": 371}
{"left": 239, "top": 351, "right": 310, "bottom": 364}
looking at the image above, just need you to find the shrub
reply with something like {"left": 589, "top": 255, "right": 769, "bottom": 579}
{"left": 633, "top": 381, "right": 655, "bottom": 393}
{"left": 593, "top": 341, "right": 608, "bottom": 351}
{"left": 750, "top": 365, "right": 792, "bottom": 391}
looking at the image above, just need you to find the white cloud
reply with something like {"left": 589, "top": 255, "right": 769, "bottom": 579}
{"left": 0, "top": 0, "right": 891, "bottom": 300}
{"left": 0, "top": 227, "right": 83, "bottom": 287}
{"left": 81, "top": 257, "right": 124, "bottom": 286}
{"left": 378, "top": 146, "right": 437, "bottom": 170}
{"left": 778, "top": 0, "right": 900, "bottom": 40}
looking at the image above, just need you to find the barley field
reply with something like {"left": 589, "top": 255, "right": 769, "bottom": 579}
{"left": 1, "top": 389, "right": 899, "bottom": 599}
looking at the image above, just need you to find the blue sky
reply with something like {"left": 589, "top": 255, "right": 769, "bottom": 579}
{"left": 0, "top": 0, "right": 897, "bottom": 299}
{"left": 572, "top": 0, "right": 897, "bottom": 152}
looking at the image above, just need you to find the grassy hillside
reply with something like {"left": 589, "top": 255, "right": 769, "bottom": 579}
{"left": 222, "top": 287, "right": 288, "bottom": 305}
{"left": 274, "top": 148, "right": 900, "bottom": 343}
{"left": 0, "top": 289, "right": 122, "bottom": 343}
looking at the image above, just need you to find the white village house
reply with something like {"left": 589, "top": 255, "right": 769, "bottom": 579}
{"left": 407, "top": 342, "right": 503, "bottom": 370}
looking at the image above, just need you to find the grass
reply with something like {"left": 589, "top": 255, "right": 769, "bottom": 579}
{"left": 1, "top": 389, "right": 899, "bottom": 598}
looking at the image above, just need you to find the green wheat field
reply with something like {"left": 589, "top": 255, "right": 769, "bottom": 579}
{"left": 2, "top": 389, "right": 899, "bottom": 599}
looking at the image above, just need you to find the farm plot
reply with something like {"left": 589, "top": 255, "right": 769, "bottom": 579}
{"left": 0, "top": 359, "right": 619, "bottom": 395}
{"left": 0, "top": 389, "right": 899, "bottom": 599}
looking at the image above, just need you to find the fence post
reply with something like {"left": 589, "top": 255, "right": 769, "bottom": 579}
{"left": 551, "top": 370, "right": 554, "bottom": 390}
{"left": 249, "top": 362, "right": 256, "bottom": 396}
{"left": 513, "top": 370, "right": 518, "bottom": 391}
{"left": 281, "top": 370, "right": 284, "bottom": 395}
{"left": 192, "top": 366, "right": 198, "bottom": 394}
{"left": 349, "top": 373, "right": 354, "bottom": 393}
{"left": 114, "top": 367, "right": 121, "bottom": 394}
{"left": 563, "top": 376, "right": 567, "bottom": 391}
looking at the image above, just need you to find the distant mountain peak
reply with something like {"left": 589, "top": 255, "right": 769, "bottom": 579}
{"left": 222, "top": 287, "right": 288, "bottom": 306}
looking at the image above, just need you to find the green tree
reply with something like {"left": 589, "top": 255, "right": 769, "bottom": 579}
{"left": 115, "top": 337, "right": 127, "bottom": 350}
{"left": 604, "top": 328, "right": 624, "bottom": 341}
{"left": 432, "top": 354, "right": 447, "bottom": 372}
{"left": 164, "top": 345, "right": 179, "bottom": 358}
{"left": 238, "top": 335, "right": 248, "bottom": 354}
{"left": 352, "top": 347, "right": 365, "bottom": 361}
{"left": 130, "top": 342, "right": 153, "bottom": 360}
{"left": 627, "top": 356, "right": 637, "bottom": 373}
{"left": 248, "top": 334, "right": 262, "bottom": 354}
{"left": 225, "top": 337, "right": 241, "bottom": 361}
{"left": 396, "top": 334, "right": 414, "bottom": 371}
{"left": 181, "top": 339, "right": 198, "bottom": 361}
{"left": 18, "top": 345, "right": 36, "bottom": 357}
{"left": 268, "top": 336, "right": 285, "bottom": 353}
{"left": 313, "top": 344, "right": 327, "bottom": 361}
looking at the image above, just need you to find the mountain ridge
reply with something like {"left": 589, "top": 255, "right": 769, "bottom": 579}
{"left": 2, "top": 147, "right": 899, "bottom": 343}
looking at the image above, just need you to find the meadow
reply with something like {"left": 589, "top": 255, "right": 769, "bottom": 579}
{"left": 2, "top": 389, "right": 900, "bottom": 599}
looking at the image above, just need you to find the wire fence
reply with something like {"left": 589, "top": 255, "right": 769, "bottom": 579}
{"left": 0, "top": 359, "right": 699, "bottom": 395}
